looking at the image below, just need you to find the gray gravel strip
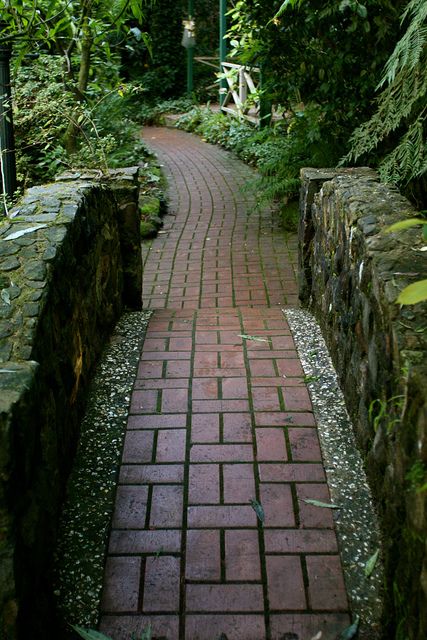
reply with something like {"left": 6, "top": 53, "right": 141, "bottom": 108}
{"left": 53, "top": 310, "right": 151, "bottom": 629}
{"left": 284, "top": 307, "right": 384, "bottom": 640}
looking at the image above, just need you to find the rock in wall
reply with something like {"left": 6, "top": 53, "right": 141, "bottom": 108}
{"left": 0, "top": 168, "right": 141, "bottom": 639}
{"left": 299, "top": 168, "right": 427, "bottom": 640}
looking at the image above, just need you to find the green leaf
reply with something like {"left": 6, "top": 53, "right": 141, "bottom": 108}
{"left": 386, "top": 218, "right": 427, "bottom": 232}
{"left": 249, "top": 498, "right": 265, "bottom": 523}
{"left": 364, "top": 548, "right": 379, "bottom": 577}
{"left": 337, "top": 616, "right": 360, "bottom": 639}
{"left": 357, "top": 4, "right": 368, "bottom": 19}
{"left": 396, "top": 279, "right": 427, "bottom": 305}
{"left": 70, "top": 626, "right": 112, "bottom": 640}
{"left": 238, "top": 334, "right": 269, "bottom": 342}
{"left": 303, "top": 499, "right": 340, "bottom": 509}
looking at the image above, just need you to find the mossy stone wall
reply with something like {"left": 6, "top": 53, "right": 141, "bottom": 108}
{"left": 299, "top": 168, "right": 427, "bottom": 640}
{"left": 0, "top": 168, "right": 141, "bottom": 639}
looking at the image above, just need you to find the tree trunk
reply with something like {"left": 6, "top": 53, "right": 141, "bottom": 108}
{"left": 64, "top": 10, "right": 92, "bottom": 155}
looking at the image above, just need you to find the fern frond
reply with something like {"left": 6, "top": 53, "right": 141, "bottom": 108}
{"left": 379, "top": 116, "right": 426, "bottom": 184}
{"left": 380, "top": 7, "right": 427, "bottom": 87}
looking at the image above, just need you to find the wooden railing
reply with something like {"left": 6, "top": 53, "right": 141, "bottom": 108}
{"left": 219, "top": 62, "right": 261, "bottom": 125}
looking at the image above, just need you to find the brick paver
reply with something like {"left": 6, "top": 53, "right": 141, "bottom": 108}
{"left": 100, "top": 128, "right": 350, "bottom": 640}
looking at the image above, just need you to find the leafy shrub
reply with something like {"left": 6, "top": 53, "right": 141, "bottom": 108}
{"left": 12, "top": 56, "right": 151, "bottom": 188}
{"left": 175, "top": 104, "right": 337, "bottom": 227}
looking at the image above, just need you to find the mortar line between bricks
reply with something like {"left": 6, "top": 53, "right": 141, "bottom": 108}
{"left": 239, "top": 307, "right": 271, "bottom": 640}
{"left": 179, "top": 309, "right": 196, "bottom": 638}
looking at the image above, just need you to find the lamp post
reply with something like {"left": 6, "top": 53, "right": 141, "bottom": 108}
{"left": 0, "top": 35, "right": 17, "bottom": 212}
{"left": 219, "top": 0, "right": 227, "bottom": 106}
{"left": 182, "top": 0, "right": 195, "bottom": 96}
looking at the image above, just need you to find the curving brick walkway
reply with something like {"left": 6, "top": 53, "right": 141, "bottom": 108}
{"left": 99, "top": 128, "right": 351, "bottom": 640}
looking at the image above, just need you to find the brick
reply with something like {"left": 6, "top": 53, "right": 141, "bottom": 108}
{"left": 150, "top": 485, "right": 183, "bottom": 528}
{"left": 192, "top": 399, "right": 250, "bottom": 413}
{"left": 252, "top": 387, "right": 282, "bottom": 412}
{"left": 156, "top": 429, "right": 187, "bottom": 462}
{"left": 259, "top": 484, "right": 295, "bottom": 527}
{"left": 128, "top": 414, "right": 187, "bottom": 429}
{"left": 266, "top": 556, "right": 306, "bottom": 610}
{"left": 162, "top": 387, "right": 188, "bottom": 413}
{"left": 223, "top": 464, "right": 256, "bottom": 503}
{"left": 141, "top": 350, "right": 190, "bottom": 361}
{"left": 275, "top": 359, "right": 304, "bottom": 377}
{"left": 220, "top": 351, "right": 245, "bottom": 368}
{"left": 101, "top": 556, "right": 141, "bottom": 612}
{"left": 137, "top": 361, "right": 163, "bottom": 379}
{"left": 129, "top": 389, "right": 159, "bottom": 414}
{"left": 258, "top": 463, "right": 325, "bottom": 483}
{"left": 269, "top": 613, "right": 350, "bottom": 640}
{"left": 256, "top": 428, "right": 287, "bottom": 461}
{"left": 122, "top": 431, "right": 154, "bottom": 463}
{"left": 249, "top": 359, "right": 276, "bottom": 377}
{"left": 169, "top": 336, "right": 193, "bottom": 350}
{"left": 186, "top": 529, "right": 221, "bottom": 580}
{"left": 141, "top": 337, "right": 167, "bottom": 352}
{"left": 306, "top": 556, "right": 348, "bottom": 610}
{"left": 225, "top": 530, "right": 261, "bottom": 581}
{"left": 188, "top": 505, "right": 257, "bottom": 528}
{"left": 119, "top": 464, "right": 184, "bottom": 484}
{"left": 185, "top": 615, "right": 265, "bottom": 640}
{"left": 255, "top": 412, "right": 316, "bottom": 427}
{"left": 165, "top": 360, "right": 191, "bottom": 377}
{"left": 194, "top": 352, "right": 218, "bottom": 369}
{"left": 189, "top": 464, "right": 220, "bottom": 504}
{"left": 109, "top": 529, "right": 181, "bottom": 554}
{"left": 297, "top": 484, "right": 335, "bottom": 528}
{"left": 191, "top": 413, "right": 220, "bottom": 443}
{"left": 195, "top": 331, "right": 219, "bottom": 344}
{"left": 112, "top": 485, "right": 148, "bottom": 528}
{"left": 283, "top": 386, "right": 313, "bottom": 411}
{"left": 100, "top": 615, "right": 180, "bottom": 640}
{"left": 190, "top": 444, "right": 253, "bottom": 462}
{"left": 143, "top": 556, "right": 180, "bottom": 612}
{"left": 186, "top": 585, "right": 263, "bottom": 612}
{"left": 264, "top": 529, "right": 338, "bottom": 554}
{"left": 270, "top": 336, "right": 295, "bottom": 350}
{"left": 136, "top": 377, "right": 189, "bottom": 390}
{"left": 288, "top": 428, "right": 322, "bottom": 461}
{"left": 222, "top": 377, "right": 248, "bottom": 398}
{"left": 223, "top": 412, "right": 253, "bottom": 443}
{"left": 192, "top": 378, "right": 219, "bottom": 400}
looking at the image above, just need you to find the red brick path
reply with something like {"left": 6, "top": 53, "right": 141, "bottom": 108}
{"left": 99, "top": 128, "right": 350, "bottom": 640}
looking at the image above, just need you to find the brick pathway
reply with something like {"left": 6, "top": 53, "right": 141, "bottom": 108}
{"left": 99, "top": 128, "right": 350, "bottom": 640}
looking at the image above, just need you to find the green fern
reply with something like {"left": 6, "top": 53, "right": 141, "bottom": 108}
{"left": 343, "top": 0, "right": 427, "bottom": 186}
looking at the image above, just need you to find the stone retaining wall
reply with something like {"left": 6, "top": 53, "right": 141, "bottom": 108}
{"left": 299, "top": 168, "right": 427, "bottom": 640}
{"left": 0, "top": 168, "right": 141, "bottom": 639}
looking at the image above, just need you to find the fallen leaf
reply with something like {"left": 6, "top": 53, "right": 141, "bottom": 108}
{"left": 303, "top": 499, "right": 340, "bottom": 509}
{"left": 364, "top": 548, "right": 379, "bottom": 577}
{"left": 337, "top": 616, "right": 360, "bottom": 640}
{"left": 238, "top": 334, "right": 269, "bottom": 342}
{"left": 5, "top": 224, "right": 48, "bottom": 240}
{"left": 249, "top": 498, "right": 265, "bottom": 523}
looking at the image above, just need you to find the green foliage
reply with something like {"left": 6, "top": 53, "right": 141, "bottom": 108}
{"left": 12, "top": 55, "right": 151, "bottom": 187}
{"left": 405, "top": 461, "right": 427, "bottom": 493}
{"left": 344, "top": 0, "right": 427, "bottom": 190}
{"left": 176, "top": 104, "right": 336, "bottom": 228}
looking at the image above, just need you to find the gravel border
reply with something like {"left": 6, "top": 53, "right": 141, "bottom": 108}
{"left": 53, "top": 310, "right": 151, "bottom": 630}
{"left": 283, "top": 307, "right": 384, "bottom": 639}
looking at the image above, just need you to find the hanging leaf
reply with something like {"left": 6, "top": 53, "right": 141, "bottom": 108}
{"left": 70, "top": 625, "right": 112, "bottom": 640}
{"left": 238, "top": 334, "right": 269, "bottom": 342}
{"left": 249, "top": 498, "right": 265, "bottom": 523}
{"left": 364, "top": 548, "right": 380, "bottom": 577}
{"left": 5, "top": 224, "right": 48, "bottom": 241}
{"left": 303, "top": 499, "right": 340, "bottom": 509}
{"left": 386, "top": 218, "right": 427, "bottom": 233}
{"left": 396, "top": 279, "right": 427, "bottom": 305}
{"left": 337, "top": 616, "right": 360, "bottom": 640}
